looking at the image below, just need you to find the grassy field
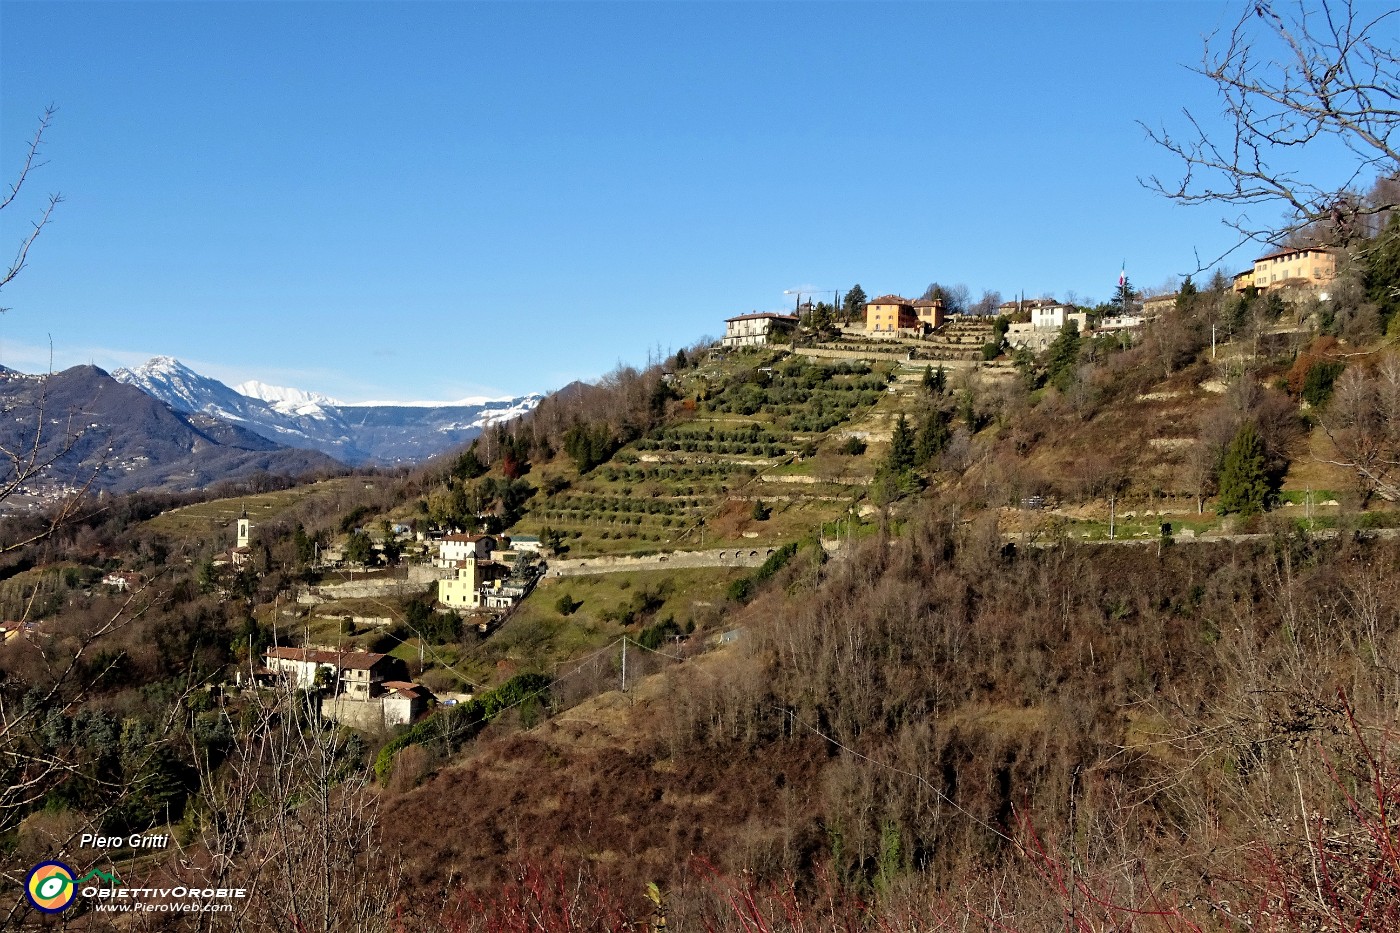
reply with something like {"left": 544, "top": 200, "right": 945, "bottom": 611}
{"left": 471, "top": 566, "right": 746, "bottom": 677}
{"left": 143, "top": 477, "right": 360, "bottom": 537}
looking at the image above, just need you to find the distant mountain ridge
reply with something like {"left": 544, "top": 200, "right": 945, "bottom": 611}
{"left": 0, "top": 365, "right": 341, "bottom": 498}
{"left": 113, "top": 357, "right": 543, "bottom": 465}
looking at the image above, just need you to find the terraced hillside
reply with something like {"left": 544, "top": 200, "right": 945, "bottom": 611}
{"left": 517, "top": 351, "right": 901, "bottom": 557}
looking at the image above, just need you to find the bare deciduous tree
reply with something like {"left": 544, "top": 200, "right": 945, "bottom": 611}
{"left": 1142, "top": 0, "right": 1400, "bottom": 254}
{"left": 0, "top": 112, "right": 152, "bottom": 927}
{"left": 1322, "top": 353, "right": 1400, "bottom": 500}
{"left": 189, "top": 680, "right": 399, "bottom": 933}
{"left": 0, "top": 107, "right": 92, "bottom": 544}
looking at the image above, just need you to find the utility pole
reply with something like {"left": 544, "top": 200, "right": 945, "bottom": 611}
{"left": 620, "top": 637, "right": 627, "bottom": 693}
{"left": 1109, "top": 495, "right": 1116, "bottom": 541}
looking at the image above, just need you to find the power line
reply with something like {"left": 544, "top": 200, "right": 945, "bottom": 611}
{"left": 772, "top": 705, "right": 1023, "bottom": 851}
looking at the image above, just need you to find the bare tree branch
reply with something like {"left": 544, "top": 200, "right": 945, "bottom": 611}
{"left": 0, "top": 106, "right": 62, "bottom": 304}
{"left": 1141, "top": 1, "right": 1400, "bottom": 257}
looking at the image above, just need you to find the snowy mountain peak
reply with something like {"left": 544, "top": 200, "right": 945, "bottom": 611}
{"left": 112, "top": 357, "right": 541, "bottom": 465}
{"left": 113, "top": 356, "right": 243, "bottom": 416}
{"left": 234, "top": 379, "right": 343, "bottom": 411}
{"left": 114, "top": 355, "right": 196, "bottom": 383}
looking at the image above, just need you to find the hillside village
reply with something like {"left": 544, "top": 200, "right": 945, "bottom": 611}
{"left": 0, "top": 234, "right": 1371, "bottom": 729}
{"left": 102, "top": 241, "right": 1362, "bottom": 734}
{"left": 11, "top": 0, "right": 1400, "bottom": 925}
{"left": 7, "top": 229, "right": 1400, "bottom": 928}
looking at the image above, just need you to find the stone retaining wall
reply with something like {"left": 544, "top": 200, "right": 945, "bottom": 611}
{"left": 298, "top": 564, "right": 442, "bottom": 603}
{"left": 548, "top": 547, "right": 778, "bottom": 578}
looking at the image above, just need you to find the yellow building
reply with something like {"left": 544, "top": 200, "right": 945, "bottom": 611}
{"left": 437, "top": 556, "right": 507, "bottom": 609}
{"left": 865, "top": 295, "right": 919, "bottom": 333}
{"left": 1232, "top": 269, "right": 1256, "bottom": 293}
{"left": 1251, "top": 246, "right": 1338, "bottom": 291}
{"left": 912, "top": 297, "right": 945, "bottom": 329}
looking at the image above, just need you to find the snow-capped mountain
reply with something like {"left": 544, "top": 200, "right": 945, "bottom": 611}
{"left": 234, "top": 380, "right": 342, "bottom": 418}
{"left": 114, "top": 357, "right": 542, "bottom": 465}
{"left": 115, "top": 357, "right": 289, "bottom": 427}
{"left": 0, "top": 364, "right": 340, "bottom": 501}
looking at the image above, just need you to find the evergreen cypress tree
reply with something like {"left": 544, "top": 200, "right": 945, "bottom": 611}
{"left": 915, "top": 410, "right": 951, "bottom": 463}
{"left": 886, "top": 414, "right": 916, "bottom": 474}
{"left": 1217, "top": 422, "right": 1271, "bottom": 516}
{"left": 1045, "top": 320, "right": 1082, "bottom": 390}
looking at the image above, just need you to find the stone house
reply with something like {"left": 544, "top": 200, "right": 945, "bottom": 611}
{"left": 721, "top": 312, "right": 799, "bottom": 347}
{"left": 262, "top": 646, "right": 429, "bottom": 732}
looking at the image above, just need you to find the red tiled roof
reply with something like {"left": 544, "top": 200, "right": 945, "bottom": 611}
{"left": 867, "top": 295, "right": 912, "bottom": 305}
{"left": 443, "top": 533, "right": 494, "bottom": 543}
{"left": 382, "top": 680, "right": 424, "bottom": 699}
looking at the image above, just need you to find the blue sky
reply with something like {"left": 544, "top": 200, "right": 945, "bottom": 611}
{"left": 0, "top": 1, "right": 1320, "bottom": 401}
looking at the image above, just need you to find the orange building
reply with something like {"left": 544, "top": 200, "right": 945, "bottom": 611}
{"left": 1249, "top": 246, "right": 1338, "bottom": 291}
{"left": 865, "top": 295, "right": 919, "bottom": 333}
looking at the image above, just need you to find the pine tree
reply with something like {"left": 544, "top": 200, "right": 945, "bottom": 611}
{"left": 1112, "top": 276, "right": 1138, "bottom": 311}
{"left": 1176, "top": 275, "right": 1198, "bottom": 310}
{"left": 886, "top": 414, "right": 916, "bottom": 474}
{"left": 1045, "top": 320, "right": 1082, "bottom": 390}
{"left": 1217, "top": 422, "right": 1271, "bottom": 516}
{"left": 843, "top": 284, "right": 868, "bottom": 321}
{"left": 451, "top": 444, "right": 487, "bottom": 480}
